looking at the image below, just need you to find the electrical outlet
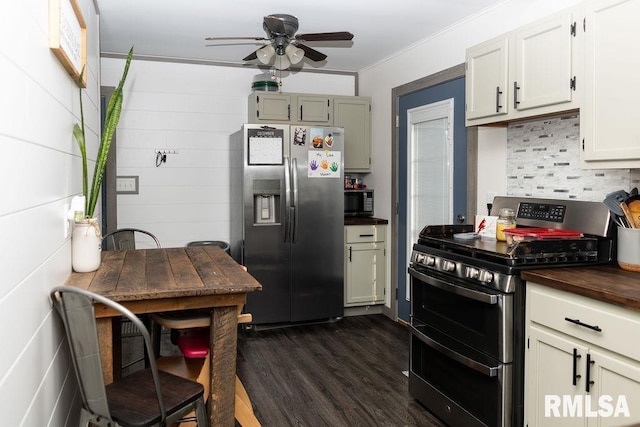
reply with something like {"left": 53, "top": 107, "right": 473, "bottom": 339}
{"left": 116, "top": 176, "right": 139, "bottom": 194}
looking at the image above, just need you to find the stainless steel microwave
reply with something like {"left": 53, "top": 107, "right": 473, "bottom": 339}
{"left": 344, "top": 189, "right": 374, "bottom": 216}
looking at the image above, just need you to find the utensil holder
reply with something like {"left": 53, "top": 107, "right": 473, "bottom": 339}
{"left": 617, "top": 227, "right": 640, "bottom": 272}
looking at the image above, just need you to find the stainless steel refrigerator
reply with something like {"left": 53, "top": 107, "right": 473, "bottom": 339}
{"left": 230, "top": 124, "right": 345, "bottom": 325}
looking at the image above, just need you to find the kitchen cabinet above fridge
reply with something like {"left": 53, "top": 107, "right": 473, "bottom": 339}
{"left": 248, "top": 92, "right": 372, "bottom": 172}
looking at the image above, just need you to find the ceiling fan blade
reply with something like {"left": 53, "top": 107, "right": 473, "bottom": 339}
{"left": 264, "top": 15, "right": 287, "bottom": 34}
{"left": 205, "top": 36, "right": 267, "bottom": 41}
{"left": 295, "top": 43, "right": 327, "bottom": 62}
{"left": 295, "top": 31, "right": 354, "bottom": 42}
{"left": 243, "top": 49, "right": 260, "bottom": 61}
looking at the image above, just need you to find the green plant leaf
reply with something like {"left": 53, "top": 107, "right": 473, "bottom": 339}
{"left": 73, "top": 123, "right": 87, "bottom": 201}
{"left": 86, "top": 47, "right": 134, "bottom": 218}
{"left": 73, "top": 67, "right": 88, "bottom": 212}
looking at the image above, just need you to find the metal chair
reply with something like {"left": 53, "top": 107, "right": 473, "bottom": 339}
{"left": 102, "top": 228, "right": 161, "bottom": 251}
{"left": 101, "top": 228, "right": 161, "bottom": 371}
{"left": 50, "top": 286, "right": 207, "bottom": 427}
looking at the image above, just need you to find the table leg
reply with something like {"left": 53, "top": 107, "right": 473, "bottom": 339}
{"left": 96, "top": 317, "right": 114, "bottom": 384}
{"left": 208, "top": 305, "right": 239, "bottom": 426}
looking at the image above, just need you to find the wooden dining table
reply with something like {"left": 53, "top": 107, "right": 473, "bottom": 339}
{"left": 64, "top": 245, "right": 262, "bottom": 427}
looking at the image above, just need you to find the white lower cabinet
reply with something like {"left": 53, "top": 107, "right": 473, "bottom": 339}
{"left": 525, "top": 282, "right": 640, "bottom": 426}
{"left": 344, "top": 225, "right": 386, "bottom": 306}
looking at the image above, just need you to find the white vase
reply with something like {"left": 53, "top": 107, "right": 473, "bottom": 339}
{"left": 72, "top": 218, "right": 102, "bottom": 272}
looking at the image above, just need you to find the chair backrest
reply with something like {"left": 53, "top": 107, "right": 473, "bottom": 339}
{"left": 50, "top": 286, "right": 168, "bottom": 423}
{"left": 102, "top": 228, "right": 161, "bottom": 250}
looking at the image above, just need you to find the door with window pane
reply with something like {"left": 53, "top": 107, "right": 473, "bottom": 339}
{"left": 397, "top": 77, "right": 467, "bottom": 322}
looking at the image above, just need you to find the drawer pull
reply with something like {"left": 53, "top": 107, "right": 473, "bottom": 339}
{"left": 564, "top": 317, "right": 602, "bottom": 332}
{"left": 572, "top": 348, "right": 582, "bottom": 386}
{"left": 359, "top": 234, "right": 374, "bottom": 237}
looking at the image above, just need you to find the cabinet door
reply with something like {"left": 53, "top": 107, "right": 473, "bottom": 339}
{"left": 345, "top": 243, "right": 384, "bottom": 306}
{"left": 514, "top": 13, "right": 575, "bottom": 111}
{"left": 582, "top": 0, "right": 640, "bottom": 163}
{"left": 253, "top": 93, "right": 291, "bottom": 122}
{"left": 587, "top": 348, "right": 640, "bottom": 426}
{"left": 334, "top": 97, "right": 371, "bottom": 172}
{"left": 526, "top": 325, "right": 588, "bottom": 427}
{"left": 296, "top": 95, "right": 331, "bottom": 124}
{"left": 465, "top": 37, "right": 509, "bottom": 121}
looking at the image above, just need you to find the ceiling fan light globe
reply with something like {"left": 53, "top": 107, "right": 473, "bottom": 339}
{"left": 274, "top": 54, "right": 291, "bottom": 70}
{"left": 285, "top": 44, "right": 304, "bottom": 64}
{"left": 257, "top": 44, "right": 275, "bottom": 64}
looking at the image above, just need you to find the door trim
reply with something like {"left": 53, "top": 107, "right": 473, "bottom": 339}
{"left": 389, "top": 63, "right": 478, "bottom": 321}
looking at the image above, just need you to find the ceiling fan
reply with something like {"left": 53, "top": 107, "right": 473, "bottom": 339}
{"left": 205, "top": 14, "right": 354, "bottom": 70}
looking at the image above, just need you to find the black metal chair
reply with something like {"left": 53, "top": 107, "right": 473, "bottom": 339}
{"left": 102, "top": 228, "right": 161, "bottom": 251}
{"left": 101, "top": 228, "right": 161, "bottom": 370}
{"left": 50, "top": 286, "right": 207, "bottom": 427}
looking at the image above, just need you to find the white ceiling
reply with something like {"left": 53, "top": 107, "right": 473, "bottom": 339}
{"left": 96, "top": 0, "right": 507, "bottom": 73}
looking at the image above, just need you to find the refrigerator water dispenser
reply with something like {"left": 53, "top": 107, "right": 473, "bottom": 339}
{"left": 252, "top": 180, "right": 280, "bottom": 224}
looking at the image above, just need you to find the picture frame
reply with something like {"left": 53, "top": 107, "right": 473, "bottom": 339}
{"left": 49, "top": 0, "right": 87, "bottom": 87}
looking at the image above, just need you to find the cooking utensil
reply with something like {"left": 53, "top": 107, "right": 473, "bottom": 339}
{"left": 621, "top": 202, "right": 636, "bottom": 229}
{"left": 603, "top": 190, "right": 628, "bottom": 218}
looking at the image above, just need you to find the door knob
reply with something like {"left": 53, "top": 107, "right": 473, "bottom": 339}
{"left": 457, "top": 214, "right": 465, "bottom": 223}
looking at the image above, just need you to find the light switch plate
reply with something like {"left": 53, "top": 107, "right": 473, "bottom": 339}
{"left": 116, "top": 176, "right": 139, "bottom": 194}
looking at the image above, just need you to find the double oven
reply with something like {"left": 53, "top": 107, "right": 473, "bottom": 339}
{"left": 408, "top": 197, "right": 613, "bottom": 427}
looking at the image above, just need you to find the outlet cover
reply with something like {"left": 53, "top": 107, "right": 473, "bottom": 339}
{"left": 116, "top": 176, "right": 139, "bottom": 194}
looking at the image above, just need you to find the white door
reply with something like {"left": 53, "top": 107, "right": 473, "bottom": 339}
{"left": 405, "top": 99, "right": 453, "bottom": 300}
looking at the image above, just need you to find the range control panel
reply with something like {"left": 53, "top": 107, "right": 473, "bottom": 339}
{"left": 491, "top": 196, "right": 612, "bottom": 238}
{"left": 517, "top": 202, "right": 566, "bottom": 222}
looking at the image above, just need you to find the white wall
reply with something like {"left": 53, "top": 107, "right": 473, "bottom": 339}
{"left": 101, "top": 60, "right": 355, "bottom": 247}
{"left": 0, "top": 0, "right": 100, "bottom": 425}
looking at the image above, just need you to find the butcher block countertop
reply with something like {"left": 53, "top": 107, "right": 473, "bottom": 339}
{"left": 344, "top": 216, "right": 389, "bottom": 226}
{"left": 522, "top": 265, "right": 640, "bottom": 312}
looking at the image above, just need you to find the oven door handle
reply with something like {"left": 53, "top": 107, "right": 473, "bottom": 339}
{"left": 409, "top": 324, "right": 500, "bottom": 377}
{"left": 409, "top": 268, "right": 498, "bottom": 305}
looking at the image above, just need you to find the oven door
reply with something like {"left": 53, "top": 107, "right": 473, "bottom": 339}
{"left": 409, "top": 328, "right": 512, "bottom": 427}
{"left": 409, "top": 265, "right": 514, "bottom": 427}
{"left": 409, "top": 266, "right": 513, "bottom": 362}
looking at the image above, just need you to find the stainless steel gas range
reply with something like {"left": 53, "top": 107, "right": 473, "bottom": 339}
{"left": 408, "top": 196, "right": 614, "bottom": 427}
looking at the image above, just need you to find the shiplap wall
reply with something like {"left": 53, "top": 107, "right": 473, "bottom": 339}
{"left": 101, "top": 59, "right": 356, "bottom": 248}
{"left": 0, "top": 0, "right": 100, "bottom": 425}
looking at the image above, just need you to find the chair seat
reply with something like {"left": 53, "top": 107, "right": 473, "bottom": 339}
{"left": 106, "top": 368, "right": 204, "bottom": 427}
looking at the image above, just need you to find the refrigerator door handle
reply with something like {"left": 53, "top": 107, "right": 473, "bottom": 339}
{"left": 291, "top": 157, "right": 299, "bottom": 243}
{"left": 284, "top": 156, "right": 291, "bottom": 243}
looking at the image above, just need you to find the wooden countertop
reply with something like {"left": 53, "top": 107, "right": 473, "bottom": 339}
{"left": 522, "top": 265, "right": 640, "bottom": 312}
{"left": 344, "top": 216, "right": 389, "bottom": 226}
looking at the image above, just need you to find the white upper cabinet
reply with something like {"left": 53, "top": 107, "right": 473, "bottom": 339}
{"left": 466, "top": 11, "right": 578, "bottom": 126}
{"left": 465, "top": 38, "right": 510, "bottom": 121}
{"left": 581, "top": 0, "right": 640, "bottom": 168}
{"left": 514, "top": 13, "right": 575, "bottom": 111}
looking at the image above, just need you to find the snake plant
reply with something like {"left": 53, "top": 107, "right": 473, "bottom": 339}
{"left": 74, "top": 47, "right": 133, "bottom": 219}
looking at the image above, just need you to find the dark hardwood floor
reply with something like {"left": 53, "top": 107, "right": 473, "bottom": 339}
{"left": 236, "top": 314, "right": 446, "bottom": 427}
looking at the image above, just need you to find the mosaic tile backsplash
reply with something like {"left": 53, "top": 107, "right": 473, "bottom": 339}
{"left": 506, "top": 113, "right": 640, "bottom": 202}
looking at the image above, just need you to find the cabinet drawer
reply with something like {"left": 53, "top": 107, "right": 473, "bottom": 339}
{"left": 528, "top": 283, "right": 640, "bottom": 362}
{"left": 345, "top": 225, "right": 385, "bottom": 243}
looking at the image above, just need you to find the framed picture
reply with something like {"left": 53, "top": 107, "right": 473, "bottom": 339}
{"left": 49, "top": 0, "right": 87, "bottom": 87}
